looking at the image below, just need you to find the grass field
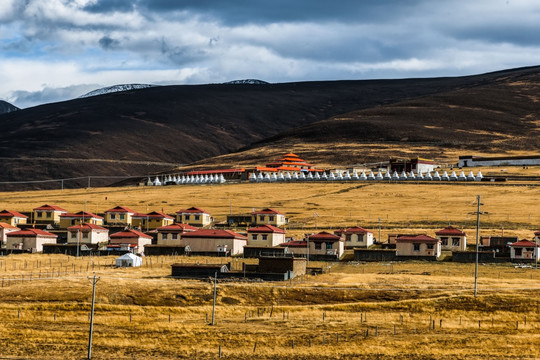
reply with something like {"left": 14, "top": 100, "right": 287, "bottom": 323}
{"left": 0, "top": 182, "right": 539, "bottom": 358}
{"left": 0, "top": 254, "right": 539, "bottom": 359}
{"left": 1, "top": 181, "right": 538, "bottom": 240}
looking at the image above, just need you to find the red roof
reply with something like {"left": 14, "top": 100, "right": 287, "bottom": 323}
{"left": 0, "top": 210, "right": 28, "bottom": 218}
{"left": 252, "top": 208, "right": 284, "bottom": 215}
{"left": 33, "top": 204, "right": 67, "bottom": 212}
{"left": 396, "top": 235, "right": 439, "bottom": 243}
{"left": 309, "top": 231, "right": 342, "bottom": 241}
{"left": 0, "top": 222, "right": 20, "bottom": 230}
{"left": 279, "top": 240, "right": 307, "bottom": 247}
{"left": 60, "top": 211, "right": 103, "bottom": 219}
{"left": 176, "top": 207, "right": 209, "bottom": 215}
{"left": 435, "top": 226, "right": 466, "bottom": 236}
{"left": 181, "top": 229, "right": 247, "bottom": 240}
{"left": 535, "top": 230, "right": 540, "bottom": 236}
{"left": 509, "top": 240, "right": 539, "bottom": 247}
{"left": 105, "top": 206, "right": 136, "bottom": 213}
{"left": 186, "top": 169, "right": 245, "bottom": 175}
{"left": 156, "top": 223, "right": 198, "bottom": 232}
{"left": 7, "top": 228, "right": 57, "bottom": 238}
{"left": 133, "top": 211, "right": 174, "bottom": 219}
{"left": 247, "top": 225, "right": 286, "bottom": 234}
{"left": 110, "top": 229, "right": 152, "bottom": 239}
{"left": 67, "top": 223, "right": 108, "bottom": 231}
{"left": 343, "top": 226, "right": 372, "bottom": 234}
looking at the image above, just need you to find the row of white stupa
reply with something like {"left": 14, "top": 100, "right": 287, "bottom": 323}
{"left": 249, "top": 170, "right": 484, "bottom": 182}
{"left": 147, "top": 174, "right": 227, "bottom": 186}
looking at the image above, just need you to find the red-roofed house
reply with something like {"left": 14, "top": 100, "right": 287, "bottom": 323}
{"left": 251, "top": 208, "right": 288, "bottom": 227}
{"left": 104, "top": 206, "right": 136, "bottom": 226}
{"left": 156, "top": 223, "right": 198, "bottom": 245}
{"left": 335, "top": 226, "right": 374, "bottom": 248}
{"left": 6, "top": 228, "right": 57, "bottom": 252}
{"left": 67, "top": 223, "right": 109, "bottom": 245}
{"left": 247, "top": 224, "right": 286, "bottom": 247}
{"left": 132, "top": 211, "right": 174, "bottom": 230}
{"left": 179, "top": 229, "right": 247, "bottom": 255}
{"left": 176, "top": 206, "right": 214, "bottom": 227}
{"left": 435, "top": 226, "right": 467, "bottom": 251}
{"left": 175, "top": 207, "right": 212, "bottom": 227}
{"left": 509, "top": 240, "right": 539, "bottom": 262}
{"left": 0, "top": 210, "right": 28, "bottom": 226}
{"left": 59, "top": 211, "right": 104, "bottom": 228}
{"left": 396, "top": 235, "right": 441, "bottom": 258}
{"left": 0, "top": 222, "right": 20, "bottom": 245}
{"left": 109, "top": 229, "right": 153, "bottom": 254}
{"left": 280, "top": 231, "right": 344, "bottom": 259}
{"left": 33, "top": 204, "right": 67, "bottom": 225}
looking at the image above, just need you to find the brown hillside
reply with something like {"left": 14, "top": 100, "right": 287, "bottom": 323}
{"left": 187, "top": 66, "right": 540, "bottom": 169}
{"left": 1, "top": 66, "right": 539, "bottom": 188}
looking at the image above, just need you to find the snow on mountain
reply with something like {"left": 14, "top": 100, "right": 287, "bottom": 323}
{"left": 224, "top": 79, "right": 269, "bottom": 85}
{"left": 79, "top": 84, "right": 158, "bottom": 98}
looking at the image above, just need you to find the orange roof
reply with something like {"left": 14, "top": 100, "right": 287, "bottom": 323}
{"left": 110, "top": 229, "right": 152, "bottom": 239}
{"left": 0, "top": 222, "right": 20, "bottom": 230}
{"left": 105, "top": 206, "right": 136, "bottom": 213}
{"left": 33, "top": 204, "right": 67, "bottom": 212}
{"left": 7, "top": 228, "right": 57, "bottom": 238}
{"left": 67, "top": 223, "right": 108, "bottom": 231}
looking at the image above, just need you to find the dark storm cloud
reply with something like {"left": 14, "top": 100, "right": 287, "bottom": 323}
{"left": 88, "top": 0, "right": 422, "bottom": 25}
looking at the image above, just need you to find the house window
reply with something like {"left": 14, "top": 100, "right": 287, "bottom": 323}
{"left": 427, "top": 244, "right": 434, "bottom": 250}
{"left": 194, "top": 215, "right": 200, "bottom": 221}
{"left": 268, "top": 216, "right": 275, "bottom": 222}
{"left": 119, "top": 214, "right": 125, "bottom": 220}
{"left": 171, "top": 233, "right": 178, "bottom": 240}
{"left": 440, "top": 237, "right": 448, "bottom": 246}
{"left": 259, "top": 215, "right": 265, "bottom": 222}
{"left": 184, "top": 215, "right": 190, "bottom": 221}
{"left": 346, "top": 234, "right": 352, "bottom": 242}
{"left": 70, "top": 231, "right": 77, "bottom": 239}
{"left": 251, "top": 234, "right": 257, "bottom": 241}
{"left": 514, "top": 248, "right": 522, "bottom": 256}
{"left": 37, "top": 211, "right": 43, "bottom": 218}
{"left": 82, "top": 232, "right": 89, "bottom": 239}
{"left": 71, "top": 220, "right": 76, "bottom": 225}
{"left": 452, "top": 238, "right": 460, "bottom": 247}
{"left": 413, "top": 243, "right": 421, "bottom": 252}
{"left": 46, "top": 212, "right": 52, "bottom": 218}
{"left": 110, "top": 214, "right": 116, "bottom": 220}
{"left": 261, "top": 234, "right": 268, "bottom": 241}
{"left": 314, "top": 242, "right": 322, "bottom": 250}
{"left": 326, "top": 242, "right": 332, "bottom": 250}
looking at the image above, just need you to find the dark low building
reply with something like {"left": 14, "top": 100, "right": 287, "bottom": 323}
{"left": 171, "top": 263, "right": 229, "bottom": 277}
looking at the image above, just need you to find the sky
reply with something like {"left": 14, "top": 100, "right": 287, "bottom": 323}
{"left": 1, "top": 0, "right": 540, "bottom": 108}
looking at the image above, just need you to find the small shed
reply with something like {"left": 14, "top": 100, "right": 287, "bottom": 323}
{"left": 116, "top": 253, "right": 143, "bottom": 267}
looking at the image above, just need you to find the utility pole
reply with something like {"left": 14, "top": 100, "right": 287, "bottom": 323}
{"left": 77, "top": 228, "right": 81, "bottom": 258}
{"left": 378, "top": 217, "right": 381, "bottom": 244}
{"left": 473, "top": 195, "right": 486, "bottom": 298}
{"left": 88, "top": 273, "right": 100, "bottom": 359}
{"left": 211, "top": 272, "right": 217, "bottom": 325}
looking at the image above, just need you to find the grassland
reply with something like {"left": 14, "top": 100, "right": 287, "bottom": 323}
{"left": 1, "top": 181, "right": 538, "bottom": 240}
{"left": 0, "top": 182, "right": 539, "bottom": 358}
{"left": 0, "top": 254, "right": 539, "bottom": 359}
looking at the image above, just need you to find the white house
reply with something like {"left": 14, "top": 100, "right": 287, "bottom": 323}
{"left": 336, "top": 226, "right": 374, "bottom": 248}
{"left": 109, "top": 229, "right": 153, "bottom": 254}
{"left": 179, "top": 229, "right": 247, "bottom": 255}
{"left": 0, "top": 222, "right": 20, "bottom": 245}
{"left": 156, "top": 223, "right": 198, "bottom": 245}
{"left": 396, "top": 235, "right": 441, "bottom": 258}
{"left": 67, "top": 223, "right": 109, "bottom": 245}
{"left": 509, "top": 240, "right": 540, "bottom": 262}
{"left": 435, "top": 226, "right": 467, "bottom": 251}
{"left": 5, "top": 228, "right": 58, "bottom": 252}
{"left": 247, "top": 224, "right": 286, "bottom": 247}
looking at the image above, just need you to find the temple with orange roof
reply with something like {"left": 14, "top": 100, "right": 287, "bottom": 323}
{"left": 263, "top": 153, "right": 323, "bottom": 172}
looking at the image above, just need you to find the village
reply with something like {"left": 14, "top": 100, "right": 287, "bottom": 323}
{"left": 1, "top": 200, "right": 538, "bottom": 281}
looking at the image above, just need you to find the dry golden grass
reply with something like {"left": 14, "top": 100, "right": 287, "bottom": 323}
{"left": 1, "top": 182, "right": 538, "bottom": 240}
{"left": 0, "top": 254, "right": 539, "bottom": 359}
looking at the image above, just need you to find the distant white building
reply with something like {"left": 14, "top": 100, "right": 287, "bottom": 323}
{"left": 458, "top": 155, "right": 540, "bottom": 167}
